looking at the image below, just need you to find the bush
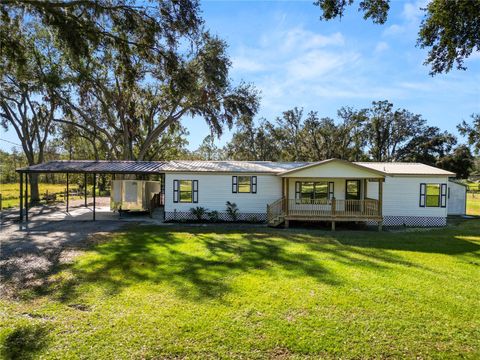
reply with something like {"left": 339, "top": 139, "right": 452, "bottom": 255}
{"left": 208, "top": 210, "right": 219, "bottom": 222}
{"left": 225, "top": 201, "right": 239, "bottom": 221}
{"left": 190, "top": 206, "right": 207, "bottom": 221}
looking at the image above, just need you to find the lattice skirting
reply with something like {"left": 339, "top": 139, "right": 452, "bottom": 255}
{"left": 367, "top": 216, "right": 446, "bottom": 227}
{"left": 165, "top": 211, "right": 267, "bottom": 222}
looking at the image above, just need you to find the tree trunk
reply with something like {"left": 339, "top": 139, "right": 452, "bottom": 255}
{"left": 29, "top": 173, "right": 40, "bottom": 204}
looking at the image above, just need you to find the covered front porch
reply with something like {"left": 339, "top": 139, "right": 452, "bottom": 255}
{"left": 267, "top": 160, "right": 385, "bottom": 230}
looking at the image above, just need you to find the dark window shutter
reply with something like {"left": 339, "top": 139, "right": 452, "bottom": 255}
{"left": 419, "top": 183, "right": 426, "bottom": 207}
{"left": 252, "top": 176, "right": 257, "bottom": 193}
{"left": 173, "top": 180, "right": 179, "bottom": 203}
{"left": 328, "top": 181, "right": 335, "bottom": 200}
{"left": 193, "top": 180, "right": 198, "bottom": 203}
{"left": 232, "top": 176, "right": 238, "bottom": 193}
{"left": 295, "top": 181, "right": 301, "bottom": 203}
{"left": 441, "top": 183, "right": 447, "bottom": 208}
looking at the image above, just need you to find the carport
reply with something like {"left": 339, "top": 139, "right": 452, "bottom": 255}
{"left": 16, "top": 160, "right": 166, "bottom": 222}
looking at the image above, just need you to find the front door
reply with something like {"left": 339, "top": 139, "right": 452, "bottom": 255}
{"left": 346, "top": 180, "right": 361, "bottom": 200}
{"left": 345, "top": 180, "right": 361, "bottom": 212}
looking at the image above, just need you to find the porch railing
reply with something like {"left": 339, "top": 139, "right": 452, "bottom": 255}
{"left": 267, "top": 197, "right": 285, "bottom": 223}
{"left": 267, "top": 198, "right": 381, "bottom": 222}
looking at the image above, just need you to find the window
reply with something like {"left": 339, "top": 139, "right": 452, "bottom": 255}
{"left": 179, "top": 180, "right": 193, "bottom": 202}
{"left": 420, "top": 183, "right": 447, "bottom": 208}
{"left": 296, "top": 181, "right": 328, "bottom": 203}
{"left": 238, "top": 176, "right": 251, "bottom": 193}
{"left": 173, "top": 180, "right": 198, "bottom": 203}
{"left": 346, "top": 180, "right": 361, "bottom": 200}
{"left": 232, "top": 176, "right": 257, "bottom": 193}
{"left": 426, "top": 184, "right": 440, "bottom": 207}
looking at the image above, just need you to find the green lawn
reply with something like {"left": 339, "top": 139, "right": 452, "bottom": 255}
{"left": 467, "top": 193, "right": 480, "bottom": 215}
{"left": 0, "top": 183, "right": 97, "bottom": 209}
{"left": 1, "top": 222, "right": 480, "bottom": 359}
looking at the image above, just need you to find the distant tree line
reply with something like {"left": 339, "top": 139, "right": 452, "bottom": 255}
{"left": 203, "top": 101, "right": 478, "bottom": 179}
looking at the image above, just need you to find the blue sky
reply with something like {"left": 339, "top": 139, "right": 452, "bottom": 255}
{"left": 1, "top": 0, "right": 479, "bottom": 153}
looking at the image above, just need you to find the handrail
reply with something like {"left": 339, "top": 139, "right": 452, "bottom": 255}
{"left": 286, "top": 198, "right": 381, "bottom": 218}
{"left": 267, "top": 197, "right": 285, "bottom": 223}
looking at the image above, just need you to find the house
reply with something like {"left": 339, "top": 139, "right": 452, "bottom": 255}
{"left": 17, "top": 158, "right": 463, "bottom": 229}
{"left": 160, "top": 159, "right": 459, "bottom": 229}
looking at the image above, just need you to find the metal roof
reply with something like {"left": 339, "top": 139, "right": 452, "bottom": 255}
{"left": 17, "top": 160, "right": 167, "bottom": 174}
{"left": 355, "top": 162, "right": 456, "bottom": 176}
{"left": 160, "top": 161, "right": 309, "bottom": 173}
{"left": 17, "top": 159, "right": 455, "bottom": 176}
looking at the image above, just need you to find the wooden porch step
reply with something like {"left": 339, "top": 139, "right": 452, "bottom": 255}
{"left": 268, "top": 215, "right": 285, "bottom": 227}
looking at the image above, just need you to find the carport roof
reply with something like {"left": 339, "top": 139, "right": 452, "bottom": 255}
{"left": 16, "top": 160, "right": 167, "bottom": 174}
{"left": 17, "top": 160, "right": 309, "bottom": 174}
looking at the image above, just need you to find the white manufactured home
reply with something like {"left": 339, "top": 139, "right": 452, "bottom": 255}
{"left": 17, "top": 159, "right": 465, "bottom": 228}
{"left": 159, "top": 159, "right": 462, "bottom": 228}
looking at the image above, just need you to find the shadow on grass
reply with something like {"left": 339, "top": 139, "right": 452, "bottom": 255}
{"left": 25, "top": 220, "right": 479, "bottom": 303}
{"left": 47, "top": 229, "right": 340, "bottom": 302}
{"left": 2, "top": 324, "right": 51, "bottom": 360}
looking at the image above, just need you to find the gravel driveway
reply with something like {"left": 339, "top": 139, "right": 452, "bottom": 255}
{"left": 0, "top": 217, "right": 127, "bottom": 299}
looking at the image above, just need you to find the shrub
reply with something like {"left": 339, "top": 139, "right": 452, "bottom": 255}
{"left": 208, "top": 210, "right": 219, "bottom": 222}
{"left": 190, "top": 206, "right": 207, "bottom": 221}
{"left": 225, "top": 201, "right": 239, "bottom": 221}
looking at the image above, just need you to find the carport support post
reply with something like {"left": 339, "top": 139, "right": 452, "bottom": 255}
{"left": 378, "top": 179, "right": 383, "bottom": 232}
{"left": 93, "top": 173, "right": 96, "bottom": 221}
{"left": 25, "top": 173, "right": 29, "bottom": 222}
{"left": 84, "top": 173, "right": 87, "bottom": 207}
{"left": 19, "top": 172, "right": 23, "bottom": 221}
{"left": 66, "top": 173, "right": 69, "bottom": 213}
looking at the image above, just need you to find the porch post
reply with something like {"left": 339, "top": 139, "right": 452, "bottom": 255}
{"left": 19, "top": 172, "right": 23, "bottom": 221}
{"left": 285, "top": 178, "right": 289, "bottom": 215}
{"left": 84, "top": 173, "right": 87, "bottom": 207}
{"left": 378, "top": 179, "right": 383, "bottom": 216}
{"left": 93, "top": 173, "right": 96, "bottom": 221}
{"left": 66, "top": 173, "right": 69, "bottom": 213}
{"left": 378, "top": 179, "right": 384, "bottom": 231}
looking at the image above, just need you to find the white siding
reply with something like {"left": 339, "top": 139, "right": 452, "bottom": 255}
{"left": 447, "top": 181, "right": 467, "bottom": 215}
{"left": 282, "top": 161, "right": 383, "bottom": 179}
{"left": 164, "top": 173, "right": 282, "bottom": 214}
{"left": 382, "top": 176, "right": 448, "bottom": 217}
{"left": 366, "top": 180, "right": 379, "bottom": 199}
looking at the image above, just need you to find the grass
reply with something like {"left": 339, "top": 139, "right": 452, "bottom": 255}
{"left": 467, "top": 192, "right": 480, "bottom": 215}
{"left": 0, "top": 183, "right": 97, "bottom": 209}
{"left": 465, "top": 181, "right": 480, "bottom": 192}
{"left": 1, "top": 221, "right": 480, "bottom": 359}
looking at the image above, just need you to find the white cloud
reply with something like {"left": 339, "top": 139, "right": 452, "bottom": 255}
{"left": 374, "top": 41, "right": 389, "bottom": 54}
{"left": 383, "top": 0, "right": 428, "bottom": 38}
{"left": 383, "top": 24, "right": 405, "bottom": 37}
{"left": 286, "top": 50, "right": 358, "bottom": 80}
{"left": 231, "top": 56, "right": 265, "bottom": 72}
{"left": 282, "top": 28, "right": 345, "bottom": 52}
{"left": 402, "top": 1, "right": 424, "bottom": 24}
